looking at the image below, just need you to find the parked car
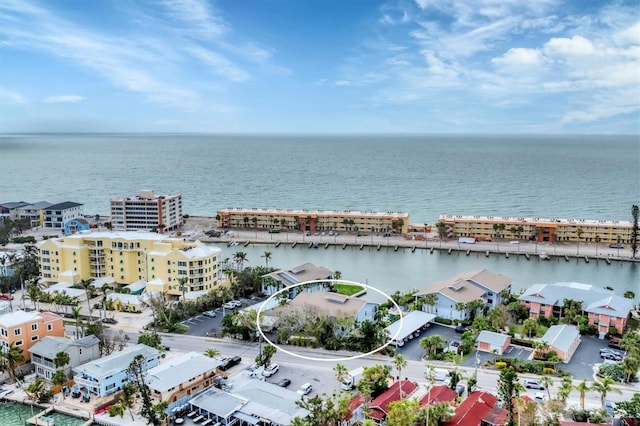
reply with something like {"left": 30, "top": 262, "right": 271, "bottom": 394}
{"left": 203, "top": 310, "right": 217, "bottom": 318}
{"left": 0, "top": 294, "right": 13, "bottom": 300}
{"left": 297, "top": 383, "right": 313, "bottom": 396}
{"left": 231, "top": 300, "right": 243, "bottom": 308}
{"left": 454, "top": 324, "right": 470, "bottom": 334}
{"left": 219, "top": 356, "right": 242, "bottom": 371}
{"left": 262, "top": 363, "right": 279, "bottom": 377}
{"left": 601, "top": 353, "right": 623, "bottom": 361}
{"left": 534, "top": 392, "right": 548, "bottom": 403}
{"left": 609, "top": 244, "right": 624, "bottom": 249}
{"left": 223, "top": 302, "right": 236, "bottom": 310}
{"left": 276, "top": 378, "right": 292, "bottom": 388}
{"left": 608, "top": 337, "right": 622, "bottom": 349}
{"left": 524, "top": 379, "right": 546, "bottom": 390}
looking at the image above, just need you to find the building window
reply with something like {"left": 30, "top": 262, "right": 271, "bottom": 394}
{"left": 31, "top": 335, "right": 39, "bottom": 341}
{"left": 47, "top": 324, "right": 53, "bottom": 331}
{"left": 15, "top": 340, "right": 23, "bottom": 346}
{"left": 14, "top": 329, "right": 21, "bottom": 336}
{"left": 31, "top": 323, "right": 38, "bottom": 331}
{"left": 0, "top": 329, "right": 6, "bottom": 337}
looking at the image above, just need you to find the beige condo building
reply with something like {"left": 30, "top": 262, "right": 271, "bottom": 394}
{"left": 110, "top": 190, "right": 183, "bottom": 233}
{"left": 217, "top": 207, "right": 410, "bottom": 234}
{"left": 438, "top": 214, "right": 633, "bottom": 244}
{"left": 38, "top": 232, "right": 221, "bottom": 298}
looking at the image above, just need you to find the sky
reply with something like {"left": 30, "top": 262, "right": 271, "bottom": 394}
{"left": 0, "top": 0, "right": 639, "bottom": 134}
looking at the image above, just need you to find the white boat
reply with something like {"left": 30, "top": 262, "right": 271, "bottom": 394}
{"left": 539, "top": 252, "right": 550, "bottom": 260}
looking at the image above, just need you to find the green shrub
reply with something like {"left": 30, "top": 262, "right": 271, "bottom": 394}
{"left": 435, "top": 317, "right": 453, "bottom": 325}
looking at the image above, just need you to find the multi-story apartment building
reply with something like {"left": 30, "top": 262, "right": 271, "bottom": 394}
{"left": 17, "top": 201, "right": 53, "bottom": 226}
{"left": 29, "top": 335, "right": 101, "bottom": 381}
{"left": 38, "top": 232, "right": 222, "bottom": 298}
{"left": 73, "top": 344, "right": 161, "bottom": 397}
{"left": 519, "top": 282, "right": 633, "bottom": 336}
{"left": 44, "top": 201, "right": 84, "bottom": 230}
{"left": 110, "top": 190, "right": 183, "bottom": 233}
{"left": 217, "top": 207, "right": 410, "bottom": 234}
{"left": 0, "top": 310, "right": 64, "bottom": 363}
{"left": 438, "top": 214, "right": 632, "bottom": 244}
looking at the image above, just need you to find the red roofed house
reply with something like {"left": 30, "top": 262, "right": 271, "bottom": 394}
{"left": 419, "top": 385, "right": 458, "bottom": 407}
{"left": 368, "top": 380, "right": 418, "bottom": 425}
{"left": 560, "top": 422, "right": 610, "bottom": 426}
{"left": 444, "top": 391, "right": 506, "bottom": 426}
{"left": 342, "top": 394, "right": 371, "bottom": 426}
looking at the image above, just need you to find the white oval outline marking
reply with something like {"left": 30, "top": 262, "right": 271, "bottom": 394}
{"left": 256, "top": 279, "right": 404, "bottom": 362}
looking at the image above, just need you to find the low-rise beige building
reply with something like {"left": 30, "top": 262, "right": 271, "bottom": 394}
{"left": 438, "top": 214, "right": 632, "bottom": 244}
{"left": 217, "top": 207, "right": 409, "bottom": 234}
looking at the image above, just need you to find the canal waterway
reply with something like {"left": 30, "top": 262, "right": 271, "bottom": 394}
{"left": 208, "top": 242, "right": 638, "bottom": 303}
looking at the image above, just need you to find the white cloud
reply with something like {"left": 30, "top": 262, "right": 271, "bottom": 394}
{"left": 613, "top": 21, "right": 640, "bottom": 46}
{"left": 186, "top": 46, "right": 251, "bottom": 82}
{"left": 334, "top": 80, "right": 351, "bottom": 86}
{"left": 42, "top": 95, "right": 84, "bottom": 103}
{"left": 491, "top": 48, "right": 543, "bottom": 67}
{"left": 544, "top": 35, "right": 595, "bottom": 57}
{"left": 0, "top": 86, "right": 26, "bottom": 104}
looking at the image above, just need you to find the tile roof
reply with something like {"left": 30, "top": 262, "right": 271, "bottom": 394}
{"left": 445, "top": 391, "right": 503, "bottom": 425}
{"left": 419, "top": 385, "right": 457, "bottom": 406}
{"left": 368, "top": 380, "right": 418, "bottom": 420}
{"left": 74, "top": 344, "right": 160, "bottom": 380}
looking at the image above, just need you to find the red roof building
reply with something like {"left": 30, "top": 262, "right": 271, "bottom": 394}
{"left": 444, "top": 391, "right": 506, "bottom": 426}
{"left": 368, "top": 380, "right": 418, "bottom": 423}
{"left": 419, "top": 385, "right": 457, "bottom": 406}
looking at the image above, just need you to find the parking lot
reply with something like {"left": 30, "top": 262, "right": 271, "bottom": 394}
{"left": 395, "top": 323, "right": 610, "bottom": 381}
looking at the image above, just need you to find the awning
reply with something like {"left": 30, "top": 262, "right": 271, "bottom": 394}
{"left": 233, "top": 412, "right": 260, "bottom": 425}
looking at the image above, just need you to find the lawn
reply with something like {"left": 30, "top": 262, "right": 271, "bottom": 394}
{"left": 333, "top": 283, "right": 365, "bottom": 296}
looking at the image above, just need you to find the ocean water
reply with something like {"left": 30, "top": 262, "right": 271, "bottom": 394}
{"left": 0, "top": 133, "right": 638, "bottom": 295}
{"left": 1, "top": 134, "right": 638, "bottom": 223}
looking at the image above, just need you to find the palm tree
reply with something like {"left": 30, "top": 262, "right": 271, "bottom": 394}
{"left": 261, "top": 251, "right": 272, "bottom": 268}
{"left": 119, "top": 383, "right": 137, "bottom": 421}
{"left": 539, "top": 376, "right": 553, "bottom": 401}
{"left": 26, "top": 282, "right": 42, "bottom": 311}
{"left": 0, "top": 342, "right": 24, "bottom": 380}
{"left": 334, "top": 363, "right": 348, "bottom": 386}
{"left": 447, "top": 368, "right": 464, "bottom": 391}
{"left": 204, "top": 348, "right": 220, "bottom": 358}
{"left": 591, "top": 377, "right": 621, "bottom": 408}
{"left": 233, "top": 251, "right": 248, "bottom": 271}
{"left": 576, "top": 227, "right": 584, "bottom": 255}
{"left": 422, "top": 293, "right": 438, "bottom": 314}
{"left": 54, "top": 351, "right": 70, "bottom": 372}
{"left": 72, "top": 305, "right": 82, "bottom": 338}
{"left": 575, "top": 379, "right": 591, "bottom": 411}
{"left": 394, "top": 354, "right": 407, "bottom": 384}
{"left": 420, "top": 335, "right": 446, "bottom": 358}
{"left": 100, "top": 284, "right": 111, "bottom": 322}
{"left": 77, "top": 278, "right": 95, "bottom": 322}
{"left": 423, "top": 365, "right": 436, "bottom": 426}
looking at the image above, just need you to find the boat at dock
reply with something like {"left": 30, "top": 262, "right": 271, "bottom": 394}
{"left": 539, "top": 252, "right": 550, "bottom": 260}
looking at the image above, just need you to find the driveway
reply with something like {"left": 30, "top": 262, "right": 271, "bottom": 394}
{"left": 561, "top": 335, "right": 607, "bottom": 380}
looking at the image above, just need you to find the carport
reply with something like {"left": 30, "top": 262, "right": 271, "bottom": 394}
{"left": 385, "top": 311, "right": 436, "bottom": 347}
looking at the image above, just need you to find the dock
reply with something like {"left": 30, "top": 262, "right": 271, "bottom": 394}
{"left": 525, "top": 252, "right": 530, "bottom": 260}
{"left": 564, "top": 254, "right": 569, "bottom": 262}
{"left": 584, "top": 255, "right": 589, "bottom": 263}
{"left": 275, "top": 241, "right": 281, "bottom": 247}
{"left": 291, "top": 241, "right": 297, "bottom": 248}
{"left": 505, "top": 252, "right": 509, "bottom": 258}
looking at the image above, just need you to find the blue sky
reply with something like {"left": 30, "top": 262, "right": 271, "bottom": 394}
{"left": 1, "top": 0, "right": 638, "bottom": 134}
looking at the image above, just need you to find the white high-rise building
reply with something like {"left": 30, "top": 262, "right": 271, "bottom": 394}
{"left": 110, "top": 190, "right": 183, "bottom": 233}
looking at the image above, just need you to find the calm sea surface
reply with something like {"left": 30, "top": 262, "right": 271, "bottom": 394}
{"left": 0, "top": 134, "right": 638, "bottom": 296}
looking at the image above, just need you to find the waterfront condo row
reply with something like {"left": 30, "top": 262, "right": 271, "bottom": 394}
{"left": 438, "top": 214, "right": 633, "bottom": 245}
